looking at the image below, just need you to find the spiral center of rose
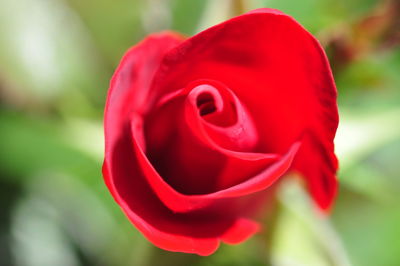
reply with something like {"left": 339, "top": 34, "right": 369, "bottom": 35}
{"left": 143, "top": 80, "right": 263, "bottom": 194}
{"left": 188, "top": 83, "right": 235, "bottom": 127}
{"left": 196, "top": 92, "right": 217, "bottom": 116}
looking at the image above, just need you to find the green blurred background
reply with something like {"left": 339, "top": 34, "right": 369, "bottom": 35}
{"left": 0, "top": 0, "right": 399, "bottom": 265}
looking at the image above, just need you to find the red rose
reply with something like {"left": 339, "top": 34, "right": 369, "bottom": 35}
{"left": 103, "top": 8, "right": 338, "bottom": 255}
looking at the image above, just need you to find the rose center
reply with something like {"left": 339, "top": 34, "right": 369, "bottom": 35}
{"left": 196, "top": 92, "right": 217, "bottom": 116}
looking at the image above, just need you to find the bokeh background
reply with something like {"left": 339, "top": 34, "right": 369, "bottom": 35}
{"left": 1, "top": 0, "right": 399, "bottom": 265}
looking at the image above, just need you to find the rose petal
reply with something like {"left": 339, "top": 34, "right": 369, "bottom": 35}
{"left": 103, "top": 133, "right": 258, "bottom": 256}
{"left": 149, "top": 8, "right": 338, "bottom": 210}
{"left": 145, "top": 79, "right": 282, "bottom": 196}
{"left": 104, "top": 33, "right": 258, "bottom": 255}
{"left": 105, "top": 31, "right": 184, "bottom": 154}
{"left": 135, "top": 111, "right": 301, "bottom": 212}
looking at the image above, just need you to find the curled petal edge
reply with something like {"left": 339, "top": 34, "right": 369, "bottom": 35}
{"left": 132, "top": 119, "right": 301, "bottom": 213}
{"left": 103, "top": 160, "right": 260, "bottom": 256}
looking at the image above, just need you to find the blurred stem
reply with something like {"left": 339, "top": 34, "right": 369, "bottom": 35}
{"left": 279, "top": 179, "right": 353, "bottom": 266}
{"left": 232, "top": 0, "right": 249, "bottom": 15}
{"left": 261, "top": 197, "right": 281, "bottom": 264}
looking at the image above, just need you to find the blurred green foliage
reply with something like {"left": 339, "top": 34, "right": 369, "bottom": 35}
{"left": 0, "top": 0, "right": 399, "bottom": 265}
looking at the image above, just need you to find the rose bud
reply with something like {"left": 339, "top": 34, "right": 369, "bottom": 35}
{"left": 103, "top": 8, "right": 339, "bottom": 255}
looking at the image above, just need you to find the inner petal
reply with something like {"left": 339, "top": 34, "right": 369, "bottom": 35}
{"left": 145, "top": 94, "right": 224, "bottom": 194}
{"left": 188, "top": 83, "right": 235, "bottom": 127}
{"left": 144, "top": 80, "right": 277, "bottom": 195}
{"left": 186, "top": 80, "right": 259, "bottom": 152}
{"left": 196, "top": 92, "right": 217, "bottom": 116}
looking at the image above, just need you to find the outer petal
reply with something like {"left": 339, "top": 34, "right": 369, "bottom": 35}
{"left": 103, "top": 136, "right": 259, "bottom": 255}
{"left": 149, "top": 8, "right": 339, "bottom": 211}
{"left": 104, "top": 32, "right": 259, "bottom": 255}
{"left": 105, "top": 31, "right": 184, "bottom": 154}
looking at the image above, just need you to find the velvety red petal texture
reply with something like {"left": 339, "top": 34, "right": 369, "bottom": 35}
{"left": 103, "top": 8, "right": 338, "bottom": 255}
{"left": 103, "top": 32, "right": 262, "bottom": 255}
{"left": 142, "top": 79, "right": 301, "bottom": 212}
{"left": 149, "top": 8, "right": 338, "bottom": 210}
